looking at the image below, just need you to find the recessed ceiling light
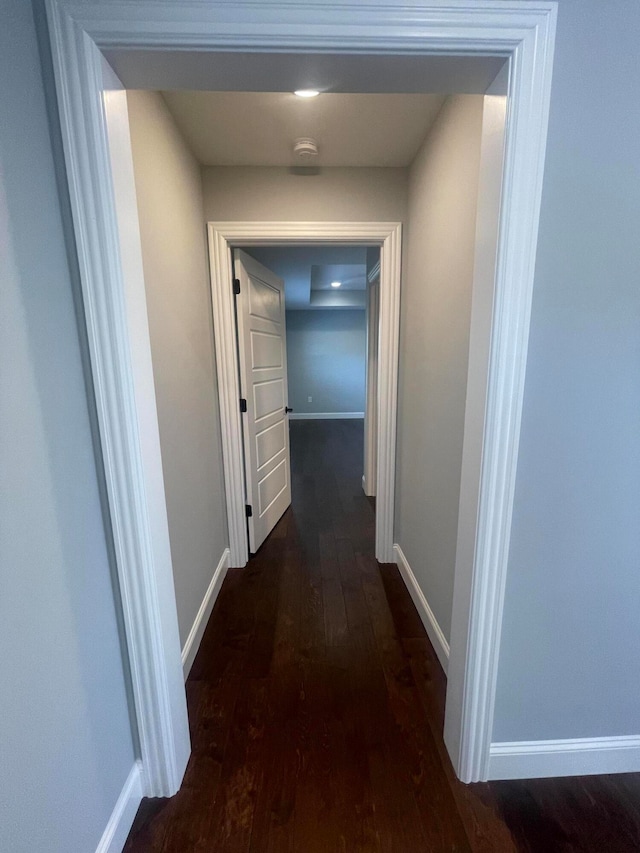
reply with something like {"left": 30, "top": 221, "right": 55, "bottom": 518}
{"left": 331, "top": 281, "right": 342, "bottom": 288}
{"left": 294, "top": 89, "right": 320, "bottom": 98}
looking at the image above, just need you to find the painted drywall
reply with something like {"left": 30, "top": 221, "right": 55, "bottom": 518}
{"left": 493, "top": 0, "right": 640, "bottom": 742}
{"left": 394, "top": 95, "right": 484, "bottom": 643}
{"left": 285, "top": 309, "right": 366, "bottom": 414}
{"left": 127, "top": 90, "right": 228, "bottom": 650}
{"left": 0, "top": 1, "right": 136, "bottom": 851}
{"left": 202, "top": 165, "right": 408, "bottom": 222}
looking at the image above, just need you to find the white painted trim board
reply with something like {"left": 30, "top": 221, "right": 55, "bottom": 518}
{"left": 93, "top": 47, "right": 190, "bottom": 796}
{"left": 181, "top": 548, "right": 230, "bottom": 680}
{"left": 95, "top": 762, "right": 143, "bottom": 853}
{"left": 363, "top": 275, "right": 379, "bottom": 498}
{"left": 489, "top": 736, "right": 640, "bottom": 780}
{"left": 288, "top": 412, "right": 364, "bottom": 420}
{"left": 394, "top": 544, "right": 450, "bottom": 674}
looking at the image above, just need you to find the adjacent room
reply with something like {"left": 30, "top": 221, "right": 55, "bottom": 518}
{"left": 243, "top": 241, "right": 377, "bottom": 496}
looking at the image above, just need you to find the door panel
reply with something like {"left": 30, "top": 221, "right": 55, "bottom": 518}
{"left": 253, "top": 378, "right": 285, "bottom": 420}
{"left": 258, "top": 458, "right": 287, "bottom": 514}
{"left": 256, "top": 421, "right": 286, "bottom": 471}
{"left": 251, "top": 331, "right": 282, "bottom": 369}
{"left": 248, "top": 274, "right": 281, "bottom": 322}
{"left": 234, "top": 249, "right": 291, "bottom": 553}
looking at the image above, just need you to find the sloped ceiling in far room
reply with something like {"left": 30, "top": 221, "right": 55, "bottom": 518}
{"left": 243, "top": 246, "right": 374, "bottom": 310}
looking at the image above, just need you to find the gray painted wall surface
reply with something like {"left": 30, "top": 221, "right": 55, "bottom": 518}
{"left": 395, "top": 95, "right": 484, "bottom": 643}
{"left": 127, "top": 90, "right": 228, "bottom": 649}
{"left": 286, "top": 309, "right": 366, "bottom": 414}
{"left": 0, "top": 2, "right": 135, "bottom": 850}
{"left": 493, "top": 0, "right": 640, "bottom": 742}
{"left": 202, "top": 165, "right": 408, "bottom": 222}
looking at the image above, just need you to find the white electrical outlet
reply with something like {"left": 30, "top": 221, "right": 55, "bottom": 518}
{"left": 307, "top": 396, "right": 312, "bottom": 403}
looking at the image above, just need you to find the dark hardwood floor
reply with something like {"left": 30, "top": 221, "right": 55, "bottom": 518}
{"left": 124, "top": 419, "right": 640, "bottom": 852}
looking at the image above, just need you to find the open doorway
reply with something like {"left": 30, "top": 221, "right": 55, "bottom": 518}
{"left": 232, "top": 244, "right": 377, "bottom": 557}
{"left": 112, "top": 79, "right": 505, "bottom": 797}
{"left": 46, "top": 0, "right": 557, "bottom": 802}
{"left": 207, "top": 220, "right": 401, "bottom": 573}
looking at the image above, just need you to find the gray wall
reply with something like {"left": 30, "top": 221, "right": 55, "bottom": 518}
{"left": 0, "top": 1, "right": 136, "bottom": 851}
{"left": 395, "top": 95, "right": 484, "bottom": 642}
{"left": 127, "top": 90, "right": 228, "bottom": 649}
{"left": 202, "top": 165, "right": 408, "bottom": 222}
{"left": 286, "top": 309, "right": 367, "bottom": 414}
{"left": 493, "top": 0, "right": 640, "bottom": 742}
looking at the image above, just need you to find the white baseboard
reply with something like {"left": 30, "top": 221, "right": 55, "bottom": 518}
{"left": 489, "top": 735, "right": 640, "bottom": 780}
{"left": 288, "top": 412, "right": 364, "bottom": 420}
{"left": 393, "top": 543, "right": 450, "bottom": 674}
{"left": 95, "top": 762, "right": 143, "bottom": 853}
{"left": 181, "top": 548, "right": 230, "bottom": 680}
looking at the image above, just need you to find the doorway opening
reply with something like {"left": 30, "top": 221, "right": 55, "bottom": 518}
{"left": 231, "top": 244, "right": 378, "bottom": 558}
{"left": 209, "top": 225, "right": 400, "bottom": 570}
{"left": 45, "top": 0, "right": 557, "bottom": 795}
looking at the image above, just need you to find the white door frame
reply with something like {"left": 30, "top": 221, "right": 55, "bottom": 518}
{"left": 44, "top": 0, "right": 557, "bottom": 792}
{"left": 363, "top": 260, "right": 381, "bottom": 498}
{"left": 208, "top": 223, "right": 401, "bottom": 569}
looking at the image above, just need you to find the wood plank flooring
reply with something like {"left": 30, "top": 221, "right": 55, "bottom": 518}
{"left": 124, "top": 419, "right": 640, "bottom": 852}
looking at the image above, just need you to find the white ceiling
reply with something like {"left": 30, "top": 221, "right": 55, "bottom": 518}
{"left": 106, "top": 49, "right": 506, "bottom": 95}
{"left": 161, "top": 91, "right": 446, "bottom": 167}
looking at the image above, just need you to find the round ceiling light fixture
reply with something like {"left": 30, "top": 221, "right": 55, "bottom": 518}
{"left": 294, "top": 89, "right": 320, "bottom": 98}
{"left": 293, "top": 137, "right": 319, "bottom": 161}
{"left": 330, "top": 281, "right": 342, "bottom": 288}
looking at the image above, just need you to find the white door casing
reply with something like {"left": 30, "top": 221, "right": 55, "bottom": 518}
{"left": 363, "top": 262, "right": 380, "bottom": 497}
{"left": 208, "top": 221, "right": 402, "bottom": 571}
{"left": 45, "top": 0, "right": 557, "bottom": 792}
{"left": 234, "top": 251, "right": 292, "bottom": 553}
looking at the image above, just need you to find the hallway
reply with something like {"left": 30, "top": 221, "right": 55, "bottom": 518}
{"left": 124, "top": 421, "right": 640, "bottom": 853}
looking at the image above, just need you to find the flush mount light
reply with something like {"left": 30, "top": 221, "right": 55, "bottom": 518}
{"left": 294, "top": 89, "right": 320, "bottom": 98}
{"left": 331, "top": 281, "right": 342, "bottom": 288}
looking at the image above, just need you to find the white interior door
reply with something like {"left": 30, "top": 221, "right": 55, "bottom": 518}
{"left": 234, "top": 249, "right": 291, "bottom": 553}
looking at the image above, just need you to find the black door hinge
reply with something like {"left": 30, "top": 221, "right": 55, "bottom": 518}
{"left": 240, "top": 398, "right": 247, "bottom": 413}
{"left": 233, "top": 278, "right": 241, "bottom": 295}
{"left": 245, "top": 504, "right": 253, "bottom": 518}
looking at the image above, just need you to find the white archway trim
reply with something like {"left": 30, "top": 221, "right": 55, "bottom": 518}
{"left": 44, "top": 0, "right": 557, "bottom": 792}
{"left": 207, "top": 222, "right": 402, "bottom": 569}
